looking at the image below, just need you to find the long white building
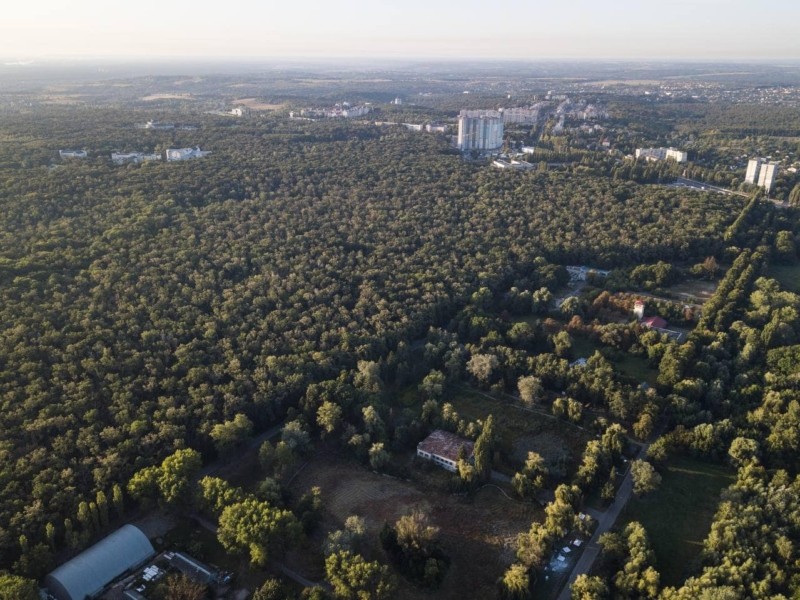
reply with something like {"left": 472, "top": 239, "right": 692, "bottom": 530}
{"left": 457, "top": 110, "right": 504, "bottom": 152}
{"left": 500, "top": 106, "right": 540, "bottom": 125}
{"left": 635, "top": 147, "right": 688, "bottom": 163}
{"left": 166, "top": 147, "right": 211, "bottom": 162}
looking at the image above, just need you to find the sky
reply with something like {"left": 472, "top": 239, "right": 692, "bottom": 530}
{"left": 2, "top": 0, "right": 799, "bottom": 61}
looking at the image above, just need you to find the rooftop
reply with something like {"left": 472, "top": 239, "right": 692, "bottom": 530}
{"left": 417, "top": 429, "right": 474, "bottom": 462}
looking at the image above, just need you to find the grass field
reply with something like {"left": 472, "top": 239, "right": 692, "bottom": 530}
{"left": 288, "top": 451, "right": 541, "bottom": 600}
{"left": 768, "top": 263, "right": 800, "bottom": 293}
{"left": 620, "top": 457, "right": 734, "bottom": 586}
{"left": 448, "top": 387, "right": 592, "bottom": 478}
{"left": 572, "top": 335, "right": 659, "bottom": 385}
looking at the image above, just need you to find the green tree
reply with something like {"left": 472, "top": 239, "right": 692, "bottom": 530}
{"left": 158, "top": 448, "right": 203, "bottom": 507}
{"left": 498, "top": 563, "right": 531, "bottom": 600}
{"left": 217, "top": 498, "right": 302, "bottom": 567}
{"left": 467, "top": 353, "right": 499, "bottom": 386}
{"left": 317, "top": 401, "right": 343, "bottom": 437}
{"left": 252, "top": 578, "right": 286, "bottom": 600}
{"left": 473, "top": 415, "right": 495, "bottom": 479}
{"left": 571, "top": 574, "right": 609, "bottom": 599}
{"left": 517, "top": 375, "right": 544, "bottom": 407}
{"left": 630, "top": 460, "right": 662, "bottom": 496}
{"left": 368, "top": 443, "right": 390, "bottom": 471}
{"left": 0, "top": 574, "right": 39, "bottom": 600}
{"left": 324, "top": 551, "right": 395, "bottom": 600}
{"left": 419, "top": 370, "right": 446, "bottom": 401}
{"left": 210, "top": 414, "right": 254, "bottom": 457}
{"left": 728, "top": 437, "right": 759, "bottom": 467}
{"left": 512, "top": 452, "right": 548, "bottom": 500}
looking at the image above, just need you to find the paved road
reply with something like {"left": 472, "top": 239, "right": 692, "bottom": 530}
{"left": 668, "top": 177, "right": 748, "bottom": 198}
{"left": 556, "top": 452, "right": 645, "bottom": 600}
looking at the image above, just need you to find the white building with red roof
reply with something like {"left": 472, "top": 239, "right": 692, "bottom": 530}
{"left": 416, "top": 429, "right": 474, "bottom": 472}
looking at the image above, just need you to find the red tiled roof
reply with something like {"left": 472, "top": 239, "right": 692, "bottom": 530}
{"left": 642, "top": 316, "right": 668, "bottom": 329}
{"left": 417, "top": 430, "right": 474, "bottom": 462}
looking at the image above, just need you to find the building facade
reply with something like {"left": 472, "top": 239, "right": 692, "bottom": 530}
{"left": 745, "top": 158, "right": 762, "bottom": 184}
{"left": 757, "top": 162, "right": 778, "bottom": 193}
{"left": 457, "top": 110, "right": 504, "bottom": 152}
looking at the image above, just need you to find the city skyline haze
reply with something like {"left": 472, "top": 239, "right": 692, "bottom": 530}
{"left": 2, "top": 0, "right": 800, "bottom": 61}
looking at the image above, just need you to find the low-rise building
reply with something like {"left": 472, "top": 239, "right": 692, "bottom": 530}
{"left": 492, "top": 159, "right": 534, "bottom": 171}
{"left": 111, "top": 152, "right": 161, "bottom": 164}
{"left": 44, "top": 525, "right": 155, "bottom": 600}
{"left": 417, "top": 430, "right": 474, "bottom": 472}
{"left": 425, "top": 122, "right": 447, "bottom": 133}
{"left": 59, "top": 150, "right": 87, "bottom": 159}
{"left": 165, "top": 147, "right": 211, "bottom": 162}
{"left": 635, "top": 147, "right": 687, "bottom": 163}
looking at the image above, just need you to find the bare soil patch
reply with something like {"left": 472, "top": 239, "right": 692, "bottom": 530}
{"left": 663, "top": 279, "right": 719, "bottom": 303}
{"left": 288, "top": 452, "right": 541, "bottom": 599}
{"left": 234, "top": 98, "right": 285, "bottom": 111}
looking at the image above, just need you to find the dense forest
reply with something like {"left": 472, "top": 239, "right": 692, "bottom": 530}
{"left": 0, "top": 108, "right": 744, "bottom": 574}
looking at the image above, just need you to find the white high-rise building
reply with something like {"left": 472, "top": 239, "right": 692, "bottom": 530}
{"left": 758, "top": 162, "right": 778, "bottom": 193}
{"left": 745, "top": 158, "right": 762, "bottom": 185}
{"left": 745, "top": 158, "right": 779, "bottom": 192}
{"left": 457, "top": 110, "right": 504, "bottom": 152}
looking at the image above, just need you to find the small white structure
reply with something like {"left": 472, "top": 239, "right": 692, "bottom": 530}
{"left": 59, "top": 150, "right": 87, "bottom": 159}
{"left": 417, "top": 430, "right": 474, "bottom": 472}
{"left": 142, "top": 120, "right": 175, "bottom": 130}
{"left": 633, "top": 300, "right": 645, "bottom": 320}
{"left": 230, "top": 107, "right": 245, "bottom": 117}
{"left": 521, "top": 146, "right": 536, "bottom": 154}
{"left": 392, "top": 97, "right": 403, "bottom": 105}
{"left": 425, "top": 123, "right": 447, "bottom": 133}
{"left": 165, "top": 147, "right": 211, "bottom": 162}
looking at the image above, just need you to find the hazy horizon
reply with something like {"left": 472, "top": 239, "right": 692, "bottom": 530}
{"left": 3, "top": 0, "right": 799, "bottom": 62}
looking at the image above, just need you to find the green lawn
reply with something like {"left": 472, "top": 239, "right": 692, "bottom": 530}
{"left": 768, "top": 263, "right": 800, "bottom": 293}
{"left": 620, "top": 457, "right": 734, "bottom": 587}
{"left": 572, "top": 334, "right": 659, "bottom": 385}
{"left": 448, "top": 387, "right": 592, "bottom": 477}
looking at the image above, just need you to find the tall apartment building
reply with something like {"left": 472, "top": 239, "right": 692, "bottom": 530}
{"left": 757, "top": 162, "right": 778, "bottom": 193}
{"left": 745, "top": 158, "right": 762, "bottom": 184}
{"left": 457, "top": 110, "right": 504, "bottom": 152}
{"left": 746, "top": 158, "right": 779, "bottom": 192}
{"left": 500, "top": 107, "right": 540, "bottom": 125}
